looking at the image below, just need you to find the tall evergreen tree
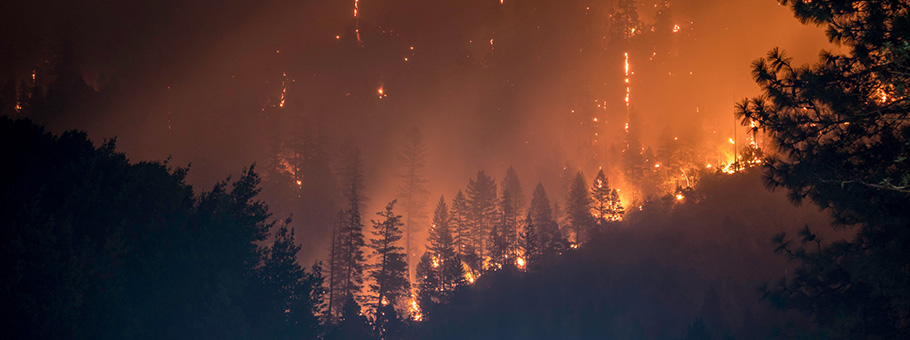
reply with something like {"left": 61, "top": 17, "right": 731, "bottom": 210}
{"left": 396, "top": 127, "right": 429, "bottom": 282}
{"left": 591, "top": 169, "right": 613, "bottom": 227}
{"left": 367, "top": 201, "right": 409, "bottom": 337}
{"left": 502, "top": 166, "right": 526, "bottom": 214}
{"left": 566, "top": 171, "right": 593, "bottom": 245}
{"left": 736, "top": 1, "right": 910, "bottom": 337}
{"left": 450, "top": 190, "right": 474, "bottom": 264}
{"left": 465, "top": 171, "right": 497, "bottom": 268}
{"left": 330, "top": 141, "right": 367, "bottom": 317}
{"left": 427, "top": 196, "right": 464, "bottom": 293}
{"left": 530, "top": 183, "right": 567, "bottom": 262}
{"left": 520, "top": 212, "right": 540, "bottom": 271}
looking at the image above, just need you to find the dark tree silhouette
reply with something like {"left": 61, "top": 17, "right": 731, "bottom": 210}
{"left": 329, "top": 141, "right": 368, "bottom": 317}
{"left": 566, "top": 171, "right": 593, "bottom": 245}
{"left": 736, "top": 0, "right": 910, "bottom": 337}
{"left": 396, "top": 127, "right": 430, "bottom": 282}
{"left": 367, "top": 201, "right": 409, "bottom": 312}
{"left": 465, "top": 171, "right": 496, "bottom": 270}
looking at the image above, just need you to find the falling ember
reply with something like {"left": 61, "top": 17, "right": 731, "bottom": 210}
{"left": 353, "top": 0, "right": 362, "bottom": 44}
{"left": 377, "top": 85, "right": 386, "bottom": 99}
{"left": 623, "top": 52, "right": 631, "bottom": 107}
{"left": 295, "top": 180, "right": 302, "bottom": 187}
{"left": 672, "top": 24, "right": 681, "bottom": 33}
{"left": 279, "top": 72, "right": 288, "bottom": 108}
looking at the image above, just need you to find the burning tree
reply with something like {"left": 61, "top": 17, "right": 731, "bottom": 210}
{"left": 737, "top": 0, "right": 910, "bottom": 337}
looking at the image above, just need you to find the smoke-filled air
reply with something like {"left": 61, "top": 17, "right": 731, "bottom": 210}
{"left": 2, "top": 0, "right": 908, "bottom": 339}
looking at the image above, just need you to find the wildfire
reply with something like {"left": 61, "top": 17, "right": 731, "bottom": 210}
{"left": 624, "top": 52, "right": 631, "bottom": 107}
{"left": 409, "top": 297, "right": 422, "bottom": 321}
{"left": 353, "top": 0, "right": 362, "bottom": 44}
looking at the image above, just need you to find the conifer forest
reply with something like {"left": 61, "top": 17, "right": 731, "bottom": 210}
{"left": 2, "top": 0, "right": 909, "bottom": 339}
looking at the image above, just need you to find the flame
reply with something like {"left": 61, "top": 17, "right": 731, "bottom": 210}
{"left": 409, "top": 297, "right": 422, "bottom": 321}
{"left": 377, "top": 85, "right": 386, "bottom": 98}
{"left": 516, "top": 257, "right": 525, "bottom": 268}
{"left": 672, "top": 24, "right": 680, "bottom": 33}
{"left": 675, "top": 193, "right": 684, "bottom": 201}
{"left": 624, "top": 52, "right": 631, "bottom": 107}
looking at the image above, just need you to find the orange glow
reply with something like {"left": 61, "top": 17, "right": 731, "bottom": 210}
{"left": 672, "top": 24, "right": 681, "bottom": 33}
{"left": 516, "top": 257, "right": 525, "bottom": 268}
{"left": 675, "top": 193, "right": 684, "bottom": 201}
{"left": 377, "top": 85, "right": 386, "bottom": 98}
{"left": 624, "top": 52, "right": 631, "bottom": 107}
{"left": 409, "top": 297, "right": 423, "bottom": 321}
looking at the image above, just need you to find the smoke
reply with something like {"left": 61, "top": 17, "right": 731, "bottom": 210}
{"left": 2, "top": 0, "right": 836, "bottom": 265}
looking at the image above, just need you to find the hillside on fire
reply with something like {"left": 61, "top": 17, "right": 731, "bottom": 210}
{"left": 2, "top": 0, "right": 908, "bottom": 339}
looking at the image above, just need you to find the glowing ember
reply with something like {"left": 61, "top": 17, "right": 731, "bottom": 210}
{"left": 672, "top": 24, "right": 680, "bottom": 33}
{"left": 675, "top": 193, "right": 684, "bottom": 201}
{"left": 516, "top": 257, "right": 525, "bottom": 268}
{"left": 377, "top": 85, "right": 387, "bottom": 99}
{"left": 278, "top": 72, "right": 287, "bottom": 108}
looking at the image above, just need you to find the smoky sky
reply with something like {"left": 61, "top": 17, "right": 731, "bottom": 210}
{"left": 2, "top": 0, "right": 835, "bottom": 262}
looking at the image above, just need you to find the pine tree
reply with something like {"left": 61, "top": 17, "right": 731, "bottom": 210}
{"left": 530, "top": 183, "right": 566, "bottom": 262}
{"left": 519, "top": 212, "right": 540, "bottom": 271}
{"left": 415, "top": 252, "right": 441, "bottom": 317}
{"left": 427, "top": 196, "right": 464, "bottom": 293}
{"left": 736, "top": 1, "right": 910, "bottom": 337}
{"left": 502, "top": 166, "right": 526, "bottom": 214}
{"left": 498, "top": 189, "right": 518, "bottom": 264}
{"left": 608, "top": 189, "right": 624, "bottom": 222}
{"left": 465, "top": 171, "right": 497, "bottom": 268}
{"left": 450, "top": 190, "right": 473, "bottom": 263}
{"left": 566, "top": 171, "right": 593, "bottom": 245}
{"left": 367, "top": 201, "right": 409, "bottom": 312}
{"left": 591, "top": 169, "right": 612, "bottom": 227}
{"left": 396, "top": 127, "right": 429, "bottom": 282}
{"left": 329, "top": 141, "right": 367, "bottom": 317}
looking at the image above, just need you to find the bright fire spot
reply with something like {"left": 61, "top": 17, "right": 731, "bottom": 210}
{"left": 377, "top": 86, "right": 386, "bottom": 98}
{"left": 516, "top": 257, "right": 526, "bottom": 268}
{"left": 654, "top": 163, "right": 661, "bottom": 168}
{"left": 465, "top": 271, "right": 475, "bottom": 284}
{"left": 675, "top": 193, "right": 684, "bottom": 201}
{"left": 409, "top": 297, "right": 422, "bottom": 321}
{"left": 623, "top": 52, "right": 631, "bottom": 107}
{"left": 728, "top": 138, "right": 735, "bottom": 144}
{"left": 431, "top": 256, "right": 440, "bottom": 268}
{"left": 570, "top": 244, "right": 579, "bottom": 249}
{"left": 295, "top": 180, "right": 302, "bottom": 187}
{"left": 593, "top": 117, "right": 598, "bottom": 122}
{"left": 335, "top": 35, "right": 341, "bottom": 40}
{"left": 381, "top": 297, "right": 389, "bottom": 306}
{"left": 672, "top": 24, "right": 681, "bottom": 33}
